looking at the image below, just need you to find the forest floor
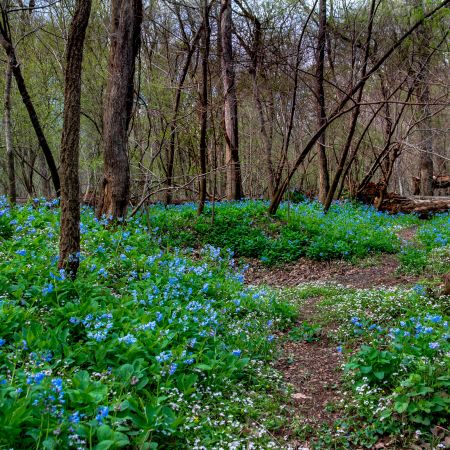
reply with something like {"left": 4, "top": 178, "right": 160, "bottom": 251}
{"left": 245, "top": 253, "right": 419, "bottom": 289}
{"left": 2, "top": 201, "right": 448, "bottom": 449}
{"left": 244, "top": 228, "right": 449, "bottom": 449}
{"left": 245, "top": 227, "right": 420, "bottom": 289}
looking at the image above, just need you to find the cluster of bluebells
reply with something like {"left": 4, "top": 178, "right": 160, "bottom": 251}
{"left": 418, "top": 215, "right": 450, "bottom": 249}
{"left": 0, "top": 198, "right": 299, "bottom": 448}
{"left": 70, "top": 313, "right": 114, "bottom": 342}
{"left": 348, "top": 312, "right": 448, "bottom": 351}
{"left": 388, "top": 314, "right": 448, "bottom": 350}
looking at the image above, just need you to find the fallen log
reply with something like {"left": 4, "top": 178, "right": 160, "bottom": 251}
{"left": 358, "top": 183, "right": 450, "bottom": 216}
{"left": 379, "top": 194, "right": 450, "bottom": 216}
{"left": 443, "top": 272, "right": 450, "bottom": 296}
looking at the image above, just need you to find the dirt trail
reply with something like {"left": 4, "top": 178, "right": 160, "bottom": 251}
{"left": 245, "top": 254, "right": 419, "bottom": 289}
{"left": 275, "top": 297, "right": 343, "bottom": 447}
{"left": 246, "top": 226, "right": 421, "bottom": 290}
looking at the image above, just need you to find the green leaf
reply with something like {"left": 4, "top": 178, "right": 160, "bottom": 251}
{"left": 394, "top": 396, "right": 409, "bottom": 413}
{"left": 94, "top": 440, "right": 114, "bottom": 450}
{"left": 97, "top": 425, "right": 114, "bottom": 441}
{"left": 360, "top": 366, "right": 373, "bottom": 374}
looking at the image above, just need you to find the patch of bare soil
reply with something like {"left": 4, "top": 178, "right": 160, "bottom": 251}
{"left": 274, "top": 297, "right": 343, "bottom": 447}
{"left": 246, "top": 255, "right": 420, "bottom": 289}
{"left": 396, "top": 225, "right": 418, "bottom": 243}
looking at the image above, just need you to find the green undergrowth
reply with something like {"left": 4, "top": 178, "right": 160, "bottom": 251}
{"left": 280, "top": 283, "right": 449, "bottom": 449}
{"left": 144, "top": 200, "right": 419, "bottom": 264}
{"left": 0, "top": 197, "right": 297, "bottom": 449}
{"left": 1, "top": 196, "right": 448, "bottom": 449}
{"left": 398, "top": 213, "right": 450, "bottom": 274}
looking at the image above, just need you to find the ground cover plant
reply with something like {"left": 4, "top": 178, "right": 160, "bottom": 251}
{"left": 285, "top": 284, "right": 449, "bottom": 449}
{"left": 146, "top": 200, "right": 419, "bottom": 264}
{"left": 0, "top": 196, "right": 297, "bottom": 449}
{"left": 1, "top": 197, "right": 449, "bottom": 449}
{"left": 398, "top": 213, "right": 450, "bottom": 274}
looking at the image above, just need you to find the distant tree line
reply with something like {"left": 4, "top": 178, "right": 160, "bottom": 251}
{"left": 0, "top": 0, "right": 449, "bottom": 273}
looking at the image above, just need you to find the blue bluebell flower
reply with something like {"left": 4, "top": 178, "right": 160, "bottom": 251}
{"left": 118, "top": 334, "right": 137, "bottom": 345}
{"left": 95, "top": 406, "right": 109, "bottom": 424}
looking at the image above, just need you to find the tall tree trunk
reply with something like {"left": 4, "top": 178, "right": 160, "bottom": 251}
{"left": 58, "top": 0, "right": 92, "bottom": 279}
{"left": 0, "top": 26, "right": 60, "bottom": 196}
{"left": 418, "top": 84, "right": 434, "bottom": 195}
{"left": 316, "top": 0, "right": 329, "bottom": 203}
{"left": 166, "top": 22, "right": 203, "bottom": 204}
{"left": 198, "top": 0, "right": 210, "bottom": 215}
{"left": 414, "top": 0, "right": 434, "bottom": 196}
{"left": 323, "top": 0, "right": 376, "bottom": 212}
{"left": 3, "top": 55, "right": 16, "bottom": 203}
{"left": 97, "top": 0, "right": 143, "bottom": 219}
{"left": 250, "top": 17, "right": 275, "bottom": 197}
{"left": 220, "top": 0, "right": 242, "bottom": 200}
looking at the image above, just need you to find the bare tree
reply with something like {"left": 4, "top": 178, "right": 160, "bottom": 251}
{"left": 198, "top": 0, "right": 211, "bottom": 214}
{"left": 413, "top": 0, "right": 434, "bottom": 196}
{"left": 220, "top": 0, "right": 242, "bottom": 200}
{"left": 58, "top": 0, "right": 92, "bottom": 278}
{"left": 315, "top": 0, "right": 329, "bottom": 203}
{"left": 267, "top": 0, "right": 448, "bottom": 215}
{"left": 165, "top": 11, "right": 203, "bottom": 205}
{"left": 97, "top": 0, "right": 143, "bottom": 219}
{"left": 323, "top": 0, "right": 376, "bottom": 212}
{"left": 0, "top": 6, "right": 60, "bottom": 196}
{"left": 3, "top": 54, "right": 15, "bottom": 203}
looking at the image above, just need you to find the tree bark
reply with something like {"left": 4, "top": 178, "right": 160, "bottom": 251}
{"left": 97, "top": 0, "right": 143, "bottom": 219}
{"left": 315, "top": 0, "right": 329, "bottom": 203}
{"left": 58, "top": 0, "right": 92, "bottom": 278}
{"left": 418, "top": 84, "right": 434, "bottom": 195}
{"left": 3, "top": 54, "right": 16, "bottom": 203}
{"left": 220, "top": 0, "right": 242, "bottom": 200}
{"left": 0, "top": 23, "right": 60, "bottom": 196}
{"left": 198, "top": 0, "right": 210, "bottom": 215}
{"left": 414, "top": 0, "right": 434, "bottom": 196}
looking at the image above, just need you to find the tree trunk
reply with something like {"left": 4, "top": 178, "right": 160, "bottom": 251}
{"left": 3, "top": 55, "right": 16, "bottom": 203}
{"left": 166, "top": 22, "right": 203, "bottom": 205}
{"left": 323, "top": 0, "right": 376, "bottom": 212}
{"left": 0, "top": 31, "right": 60, "bottom": 196}
{"left": 418, "top": 83, "right": 434, "bottom": 195}
{"left": 316, "top": 0, "right": 329, "bottom": 203}
{"left": 198, "top": 0, "right": 210, "bottom": 215}
{"left": 250, "top": 16, "right": 275, "bottom": 198}
{"left": 414, "top": 0, "right": 434, "bottom": 196}
{"left": 58, "top": 0, "right": 92, "bottom": 279}
{"left": 220, "top": 0, "right": 242, "bottom": 200}
{"left": 97, "top": 0, "right": 143, "bottom": 219}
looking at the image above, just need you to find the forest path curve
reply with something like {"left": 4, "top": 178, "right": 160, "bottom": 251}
{"left": 245, "top": 254, "right": 419, "bottom": 289}
{"left": 245, "top": 226, "right": 421, "bottom": 289}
